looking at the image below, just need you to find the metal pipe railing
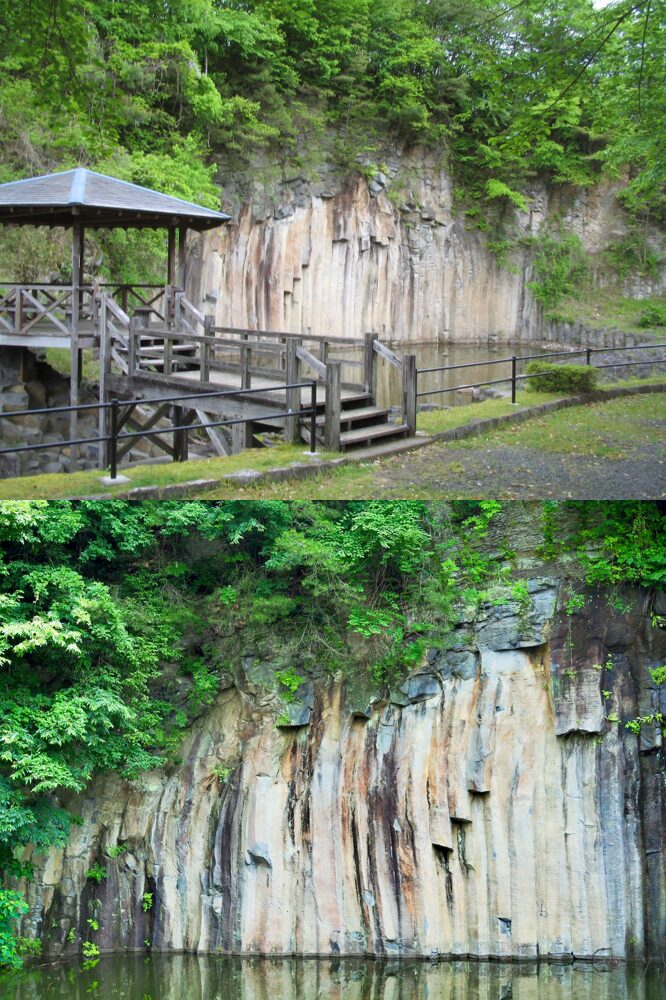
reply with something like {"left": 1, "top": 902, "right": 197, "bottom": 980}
{"left": 0, "top": 380, "right": 320, "bottom": 476}
{"left": 416, "top": 342, "right": 666, "bottom": 400}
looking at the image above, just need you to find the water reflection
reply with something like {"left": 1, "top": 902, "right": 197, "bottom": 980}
{"left": 329, "top": 341, "right": 554, "bottom": 410}
{"left": 4, "top": 955, "right": 664, "bottom": 1000}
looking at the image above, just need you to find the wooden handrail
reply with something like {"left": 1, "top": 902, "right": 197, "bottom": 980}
{"left": 296, "top": 344, "right": 327, "bottom": 379}
{"left": 104, "top": 295, "right": 130, "bottom": 327}
{"left": 213, "top": 325, "right": 365, "bottom": 347}
{"left": 373, "top": 338, "right": 403, "bottom": 370}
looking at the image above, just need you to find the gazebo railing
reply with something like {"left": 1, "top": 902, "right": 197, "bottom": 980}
{"left": 0, "top": 283, "right": 98, "bottom": 337}
{"left": 99, "top": 283, "right": 168, "bottom": 324}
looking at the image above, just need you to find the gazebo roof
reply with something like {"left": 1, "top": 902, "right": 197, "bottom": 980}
{"left": 0, "top": 168, "right": 230, "bottom": 230}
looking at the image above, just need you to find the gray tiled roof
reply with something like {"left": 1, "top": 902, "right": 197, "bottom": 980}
{"left": 0, "top": 168, "right": 230, "bottom": 230}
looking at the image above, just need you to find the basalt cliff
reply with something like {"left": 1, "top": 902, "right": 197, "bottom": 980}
{"left": 18, "top": 519, "right": 666, "bottom": 964}
{"left": 186, "top": 152, "right": 665, "bottom": 343}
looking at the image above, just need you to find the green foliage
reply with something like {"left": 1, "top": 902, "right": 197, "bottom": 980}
{"left": 0, "top": 890, "right": 28, "bottom": 969}
{"left": 565, "top": 594, "right": 585, "bottom": 616}
{"left": 568, "top": 502, "right": 666, "bottom": 588}
{"left": 86, "top": 918, "right": 99, "bottom": 932}
{"left": 275, "top": 668, "right": 304, "bottom": 702}
{"left": 638, "top": 304, "right": 666, "bottom": 328}
{"left": 650, "top": 666, "right": 666, "bottom": 686}
{"left": 85, "top": 864, "right": 107, "bottom": 885}
{"left": 524, "top": 361, "right": 598, "bottom": 394}
{"left": 525, "top": 235, "right": 589, "bottom": 311}
{"left": 106, "top": 844, "right": 127, "bottom": 858}
{"left": 141, "top": 892, "right": 153, "bottom": 912}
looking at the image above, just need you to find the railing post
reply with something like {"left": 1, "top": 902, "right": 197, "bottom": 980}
{"left": 285, "top": 337, "right": 302, "bottom": 445}
{"left": 402, "top": 354, "right": 417, "bottom": 436}
{"left": 173, "top": 405, "right": 187, "bottom": 462}
{"left": 202, "top": 315, "right": 214, "bottom": 382}
{"left": 511, "top": 355, "right": 517, "bottom": 404}
{"left": 325, "top": 360, "right": 341, "bottom": 451}
{"left": 99, "top": 292, "right": 110, "bottom": 469}
{"left": 15, "top": 287, "right": 22, "bottom": 333}
{"left": 109, "top": 398, "right": 119, "bottom": 479}
{"left": 163, "top": 331, "right": 173, "bottom": 376}
{"left": 364, "top": 332, "right": 378, "bottom": 396}
{"left": 309, "top": 379, "right": 318, "bottom": 454}
{"left": 586, "top": 347, "right": 592, "bottom": 366}
{"left": 128, "top": 316, "right": 138, "bottom": 375}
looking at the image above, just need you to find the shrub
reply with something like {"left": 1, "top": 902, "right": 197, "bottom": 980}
{"left": 524, "top": 361, "right": 598, "bottom": 394}
{"left": 85, "top": 863, "right": 108, "bottom": 884}
{"left": 637, "top": 304, "right": 666, "bottom": 328}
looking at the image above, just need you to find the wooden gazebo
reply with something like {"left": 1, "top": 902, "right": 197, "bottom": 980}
{"left": 0, "top": 167, "right": 229, "bottom": 451}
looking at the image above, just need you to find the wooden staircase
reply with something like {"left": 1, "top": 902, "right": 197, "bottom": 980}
{"left": 302, "top": 391, "right": 411, "bottom": 452}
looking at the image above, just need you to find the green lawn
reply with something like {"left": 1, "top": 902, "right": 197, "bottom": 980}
{"left": 0, "top": 445, "right": 335, "bottom": 499}
{"left": 447, "top": 391, "right": 664, "bottom": 460}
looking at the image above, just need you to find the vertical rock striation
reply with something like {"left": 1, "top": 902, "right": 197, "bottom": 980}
{"left": 20, "top": 581, "right": 666, "bottom": 962}
{"left": 187, "top": 154, "right": 664, "bottom": 343}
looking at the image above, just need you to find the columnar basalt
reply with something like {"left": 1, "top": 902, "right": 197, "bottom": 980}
{"left": 20, "top": 580, "right": 665, "bottom": 962}
{"left": 187, "top": 155, "right": 664, "bottom": 343}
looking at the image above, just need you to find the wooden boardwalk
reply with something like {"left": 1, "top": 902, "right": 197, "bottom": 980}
{"left": 0, "top": 280, "right": 418, "bottom": 464}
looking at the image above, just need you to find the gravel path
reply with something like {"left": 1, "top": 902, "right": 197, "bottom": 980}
{"left": 369, "top": 441, "right": 666, "bottom": 498}
{"left": 367, "top": 394, "right": 666, "bottom": 499}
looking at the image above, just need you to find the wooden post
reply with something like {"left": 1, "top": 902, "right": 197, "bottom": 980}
{"left": 202, "top": 314, "right": 214, "bottom": 381}
{"left": 163, "top": 330, "right": 173, "bottom": 376}
{"left": 285, "top": 337, "right": 301, "bottom": 445}
{"left": 128, "top": 315, "right": 138, "bottom": 375}
{"left": 364, "top": 332, "right": 378, "bottom": 397}
{"left": 98, "top": 292, "right": 110, "bottom": 469}
{"left": 172, "top": 406, "right": 188, "bottom": 462}
{"left": 402, "top": 354, "right": 417, "bottom": 436}
{"left": 231, "top": 419, "right": 254, "bottom": 454}
{"left": 324, "top": 360, "right": 341, "bottom": 451}
{"left": 15, "top": 286, "right": 23, "bottom": 333}
{"left": 167, "top": 226, "right": 177, "bottom": 285}
{"left": 70, "top": 217, "right": 82, "bottom": 467}
{"left": 178, "top": 224, "right": 188, "bottom": 290}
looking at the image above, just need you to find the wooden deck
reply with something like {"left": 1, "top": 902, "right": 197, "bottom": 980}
{"left": 0, "top": 281, "right": 418, "bottom": 463}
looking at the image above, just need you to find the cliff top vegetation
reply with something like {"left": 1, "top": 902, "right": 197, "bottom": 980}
{"left": 0, "top": 1, "right": 663, "bottom": 283}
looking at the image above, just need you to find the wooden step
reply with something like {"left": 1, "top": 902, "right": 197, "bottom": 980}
{"left": 344, "top": 435, "right": 430, "bottom": 460}
{"left": 315, "top": 406, "right": 389, "bottom": 428}
{"left": 341, "top": 392, "right": 372, "bottom": 410}
{"left": 340, "top": 422, "right": 409, "bottom": 449}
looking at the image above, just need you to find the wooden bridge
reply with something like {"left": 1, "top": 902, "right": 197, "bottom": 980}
{"left": 0, "top": 278, "right": 418, "bottom": 467}
{"left": 0, "top": 168, "right": 417, "bottom": 471}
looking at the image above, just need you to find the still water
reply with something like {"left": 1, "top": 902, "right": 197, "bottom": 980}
{"left": 3, "top": 956, "right": 664, "bottom": 1000}
{"left": 332, "top": 341, "right": 556, "bottom": 410}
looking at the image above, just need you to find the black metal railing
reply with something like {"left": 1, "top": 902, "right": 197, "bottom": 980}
{"left": 0, "top": 380, "right": 320, "bottom": 478}
{"left": 416, "top": 343, "right": 666, "bottom": 405}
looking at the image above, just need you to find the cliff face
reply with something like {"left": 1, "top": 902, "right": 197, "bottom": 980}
{"left": 20, "top": 573, "right": 666, "bottom": 963}
{"left": 186, "top": 153, "right": 663, "bottom": 343}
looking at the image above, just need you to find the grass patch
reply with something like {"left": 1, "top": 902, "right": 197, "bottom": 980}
{"left": 416, "top": 377, "right": 663, "bottom": 436}
{"left": 0, "top": 445, "right": 334, "bottom": 499}
{"left": 449, "top": 393, "right": 665, "bottom": 459}
{"left": 550, "top": 292, "right": 666, "bottom": 335}
{"left": 416, "top": 391, "right": 556, "bottom": 434}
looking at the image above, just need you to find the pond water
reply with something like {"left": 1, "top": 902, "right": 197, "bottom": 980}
{"left": 3, "top": 956, "right": 664, "bottom": 1000}
{"left": 334, "top": 341, "right": 560, "bottom": 410}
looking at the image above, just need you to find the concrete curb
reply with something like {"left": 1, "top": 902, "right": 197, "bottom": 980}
{"left": 70, "top": 381, "right": 665, "bottom": 500}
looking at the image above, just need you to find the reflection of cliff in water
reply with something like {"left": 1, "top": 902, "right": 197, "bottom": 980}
{"left": 8, "top": 956, "right": 666, "bottom": 1000}
{"left": 333, "top": 341, "right": 554, "bottom": 410}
